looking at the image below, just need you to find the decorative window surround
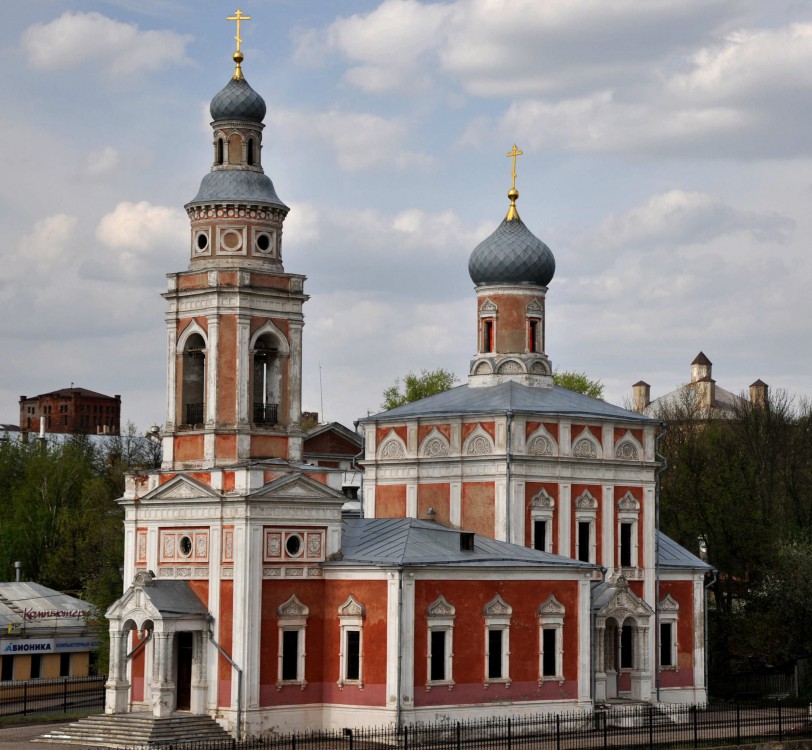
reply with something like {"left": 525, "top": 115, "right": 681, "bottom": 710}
{"left": 426, "top": 595, "right": 455, "bottom": 689}
{"left": 277, "top": 595, "right": 308, "bottom": 689}
{"left": 572, "top": 428, "right": 601, "bottom": 459}
{"left": 530, "top": 488, "right": 555, "bottom": 552}
{"left": 337, "top": 595, "right": 365, "bottom": 688}
{"left": 658, "top": 594, "right": 680, "bottom": 671}
{"left": 463, "top": 425, "right": 494, "bottom": 456}
{"left": 537, "top": 595, "right": 565, "bottom": 683}
{"left": 378, "top": 430, "right": 407, "bottom": 460}
{"left": 483, "top": 595, "right": 512, "bottom": 687}
{"left": 574, "top": 490, "right": 598, "bottom": 564}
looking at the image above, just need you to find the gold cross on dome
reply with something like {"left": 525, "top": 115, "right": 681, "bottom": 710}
{"left": 227, "top": 9, "right": 251, "bottom": 53}
{"left": 506, "top": 144, "right": 523, "bottom": 190}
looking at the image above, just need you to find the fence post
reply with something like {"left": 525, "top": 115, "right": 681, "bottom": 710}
{"left": 63, "top": 678, "right": 68, "bottom": 713}
{"left": 736, "top": 703, "right": 741, "bottom": 746}
{"left": 23, "top": 682, "right": 28, "bottom": 716}
{"left": 404, "top": 725, "right": 408, "bottom": 750}
{"left": 555, "top": 714, "right": 561, "bottom": 750}
{"left": 603, "top": 710, "right": 608, "bottom": 750}
{"left": 778, "top": 701, "right": 783, "bottom": 742}
{"left": 692, "top": 705, "right": 698, "bottom": 749}
{"left": 291, "top": 733, "right": 296, "bottom": 750}
{"left": 507, "top": 717, "right": 512, "bottom": 750}
{"left": 648, "top": 704, "right": 654, "bottom": 750}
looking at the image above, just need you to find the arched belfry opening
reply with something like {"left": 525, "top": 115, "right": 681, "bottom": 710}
{"left": 253, "top": 333, "right": 281, "bottom": 426}
{"left": 181, "top": 332, "right": 206, "bottom": 426}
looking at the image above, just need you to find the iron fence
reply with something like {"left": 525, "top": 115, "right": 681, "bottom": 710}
{"left": 0, "top": 675, "right": 105, "bottom": 718}
{"left": 142, "top": 702, "right": 812, "bottom": 750}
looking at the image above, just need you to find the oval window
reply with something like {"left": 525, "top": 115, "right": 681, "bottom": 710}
{"left": 179, "top": 535, "right": 193, "bottom": 557}
{"left": 196, "top": 233, "right": 208, "bottom": 251}
{"left": 285, "top": 535, "right": 302, "bottom": 556}
{"left": 256, "top": 233, "right": 271, "bottom": 252}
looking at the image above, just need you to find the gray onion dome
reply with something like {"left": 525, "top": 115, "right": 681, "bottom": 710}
{"left": 468, "top": 216, "right": 555, "bottom": 287}
{"left": 210, "top": 77, "right": 266, "bottom": 122}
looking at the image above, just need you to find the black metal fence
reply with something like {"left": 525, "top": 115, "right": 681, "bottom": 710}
{"left": 0, "top": 675, "right": 105, "bottom": 719}
{"left": 144, "top": 702, "right": 812, "bottom": 750}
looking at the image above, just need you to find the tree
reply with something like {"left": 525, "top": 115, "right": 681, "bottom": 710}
{"left": 382, "top": 369, "right": 458, "bottom": 410}
{"left": 553, "top": 370, "right": 605, "bottom": 399}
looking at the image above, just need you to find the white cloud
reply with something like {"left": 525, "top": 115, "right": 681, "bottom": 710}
{"left": 22, "top": 11, "right": 192, "bottom": 76}
{"left": 270, "top": 107, "right": 432, "bottom": 171}
{"left": 10, "top": 214, "right": 78, "bottom": 276}
{"left": 587, "top": 190, "right": 795, "bottom": 252}
{"left": 83, "top": 146, "right": 121, "bottom": 179}
{"left": 94, "top": 201, "right": 187, "bottom": 279}
{"left": 284, "top": 201, "right": 321, "bottom": 246}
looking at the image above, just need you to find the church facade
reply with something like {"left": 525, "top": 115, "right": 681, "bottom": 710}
{"left": 104, "top": 31, "right": 710, "bottom": 738}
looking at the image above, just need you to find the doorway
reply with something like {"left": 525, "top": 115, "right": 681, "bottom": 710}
{"left": 176, "top": 632, "right": 193, "bottom": 710}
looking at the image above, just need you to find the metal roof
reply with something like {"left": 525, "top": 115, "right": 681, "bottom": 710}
{"left": 332, "top": 518, "right": 596, "bottom": 570}
{"left": 363, "top": 381, "right": 656, "bottom": 423}
{"left": 657, "top": 531, "right": 713, "bottom": 571}
{"left": 136, "top": 581, "right": 210, "bottom": 618}
{"left": 188, "top": 170, "right": 287, "bottom": 208}
{"left": 0, "top": 582, "right": 91, "bottom": 629}
{"left": 210, "top": 77, "right": 266, "bottom": 122}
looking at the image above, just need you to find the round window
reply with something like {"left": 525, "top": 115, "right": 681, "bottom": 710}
{"left": 196, "top": 233, "right": 208, "bottom": 251}
{"left": 179, "top": 535, "right": 193, "bottom": 557}
{"left": 285, "top": 535, "right": 302, "bottom": 556}
{"left": 256, "top": 233, "right": 271, "bottom": 252}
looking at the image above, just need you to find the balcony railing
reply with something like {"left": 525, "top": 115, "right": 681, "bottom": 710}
{"left": 254, "top": 402, "right": 278, "bottom": 425}
{"left": 185, "top": 403, "right": 204, "bottom": 425}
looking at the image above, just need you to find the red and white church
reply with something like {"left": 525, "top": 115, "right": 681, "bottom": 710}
{"left": 104, "top": 34, "right": 711, "bottom": 737}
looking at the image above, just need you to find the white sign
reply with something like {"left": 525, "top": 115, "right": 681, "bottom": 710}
{"left": 1, "top": 638, "right": 99, "bottom": 654}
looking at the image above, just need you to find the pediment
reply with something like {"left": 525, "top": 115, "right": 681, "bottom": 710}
{"left": 594, "top": 578, "right": 654, "bottom": 621}
{"left": 250, "top": 472, "right": 346, "bottom": 503}
{"left": 141, "top": 474, "right": 220, "bottom": 503}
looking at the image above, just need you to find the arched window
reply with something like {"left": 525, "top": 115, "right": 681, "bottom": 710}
{"left": 216, "top": 138, "right": 224, "bottom": 165}
{"left": 247, "top": 138, "right": 255, "bottom": 165}
{"left": 253, "top": 334, "right": 280, "bottom": 425}
{"left": 182, "top": 332, "right": 206, "bottom": 426}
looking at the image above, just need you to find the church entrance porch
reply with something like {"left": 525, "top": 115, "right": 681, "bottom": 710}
{"left": 105, "top": 572, "right": 211, "bottom": 718}
{"left": 593, "top": 577, "right": 653, "bottom": 703}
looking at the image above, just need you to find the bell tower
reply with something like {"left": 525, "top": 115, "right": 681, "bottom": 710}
{"left": 162, "top": 26, "right": 306, "bottom": 469}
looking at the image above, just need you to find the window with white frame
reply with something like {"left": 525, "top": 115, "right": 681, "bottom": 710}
{"left": 277, "top": 595, "right": 308, "bottom": 687}
{"left": 426, "top": 595, "right": 455, "bottom": 686}
{"left": 658, "top": 594, "right": 679, "bottom": 669}
{"left": 537, "top": 595, "right": 565, "bottom": 681}
{"left": 530, "top": 488, "right": 554, "bottom": 552}
{"left": 617, "top": 492, "right": 640, "bottom": 570}
{"left": 483, "top": 595, "right": 512, "bottom": 685}
{"left": 337, "top": 595, "right": 365, "bottom": 687}
{"left": 574, "top": 491, "right": 598, "bottom": 563}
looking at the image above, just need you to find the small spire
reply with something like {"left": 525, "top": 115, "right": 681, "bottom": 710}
{"left": 505, "top": 144, "right": 523, "bottom": 221}
{"left": 227, "top": 9, "right": 251, "bottom": 80}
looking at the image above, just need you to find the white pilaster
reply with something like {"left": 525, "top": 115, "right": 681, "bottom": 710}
{"left": 603, "top": 485, "right": 614, "bottom": 572}
{"left": 206, "top": 315, "right": 219, "bottom": 427}
{"left": 559, "top": 483, "right": 571, "bottom": 557}
{"left": 288, "top": 320, "right": 304, "bottom": 427}
{"left": 236, "top": 314, "right": 251, "bottom": 425}
{"left": 450, "top": 482, "right": 462, "bottom": 527}
{"left": 400, "top": 573, "right": 416, "bottom": 710}
{"left": 406, "top": 483, "right": 418, "bottom": 518}
{"left": 578, "top": 577, "right": 592, "bottom": 704}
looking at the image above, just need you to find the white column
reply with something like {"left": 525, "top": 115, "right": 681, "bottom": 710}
{"left": 105, "top": 628, "right": 130, "bottom": 714}
{"left": 151, "top": 631, "right": 175, "bottom": 717}
{"left": 559, "top": 483, "right": 571, "bottom": 557}
{"left": 288, "top": 320, "right": 304, "bottom": 427}
{"left": 206, "top": 315, "right": 220, "bottom": 428}
{"left": 165, "top": 318, "right": 178, "bottom": 430}
{"left": 577, "top": 577, "right": 592, "bottom": 705}
{"left": 236, "top": 314, "right": 251, "bottom": 426}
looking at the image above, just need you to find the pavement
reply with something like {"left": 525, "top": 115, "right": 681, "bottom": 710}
{"left": 0, "top": 722, "right": 84, "bottom": 750}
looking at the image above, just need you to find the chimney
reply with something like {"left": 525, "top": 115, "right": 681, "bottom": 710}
{"left": 691, "top": 352, "right": 712, "bottom": 383}
{"left": 750, "top": 379, "right": 769, "bottom": 407}
{"left": 14, "top": 561, "right": 22, "bottom": 582}
{"left": 632, "top": 381, "right": 651, "bottom": 412}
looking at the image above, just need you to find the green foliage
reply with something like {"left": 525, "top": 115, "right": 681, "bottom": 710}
{"left": 382, "top": 368, "right": 458, "bottom": 410}
{"left": 656, "top": 390, "right": 812, "bottom": 679}
{"left": 553, "top": 370, "right": 605, "bottom": 399}
{"left": 0, "top": 423, "right": 160, "bottom": 615}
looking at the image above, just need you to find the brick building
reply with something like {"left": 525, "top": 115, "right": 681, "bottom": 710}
{"left": 19, "top": 388, "right": 121, "bottom": 435}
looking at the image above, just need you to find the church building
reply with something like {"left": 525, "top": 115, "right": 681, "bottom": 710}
{"left": 104, "top": 19, "right": 711, "bottom": 738}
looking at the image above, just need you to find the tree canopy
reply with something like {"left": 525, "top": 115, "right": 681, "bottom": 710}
{"left": 381, "top": 368, "right": 458, "bottom": 410}
{"left": 553, "top": 370, "right": 605, "bottom": 399}
{"left": 656, "top": 389, "right": 812, "bottom": 683}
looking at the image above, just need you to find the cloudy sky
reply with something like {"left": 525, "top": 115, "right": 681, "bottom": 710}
{"left": 2, "top": 0, "right": 811, "bottom": 430}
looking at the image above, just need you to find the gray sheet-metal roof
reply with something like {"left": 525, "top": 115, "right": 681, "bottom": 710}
{"left": 138, "top": 581, "right": 209, "bottom": 617}
{"left": 0, "top": 582, "right": 91, "bottom": 629}
{"left": 657, "top": 531, "right": 713, "bottom": 571}
{"left": 332, "top": 518, "right": 596, "bottom": 570}
{"left": 363, "top": 381, "right": 656, "bottom": 423}
{"left": 188, "top": 170, "right": 287, "bottom": 209}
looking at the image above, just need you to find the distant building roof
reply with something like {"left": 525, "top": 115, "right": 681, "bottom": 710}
{"left": 0, "top": 582, "right": 92, "bottom": 631}
{"left": 20, "top": 387, "right": 118, "bottom": 401}
{"left": 362, "top": 381, "right": 655, "bottom": 424}
{"left": 332, "top": 518, "right": 597, "bottom": 570}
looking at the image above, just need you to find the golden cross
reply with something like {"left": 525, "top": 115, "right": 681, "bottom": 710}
{"left": 227, "top": 9, "right": 251, "bottom": 53}
{"left": 506, "top": 144, "right": 523, "bottom": 191}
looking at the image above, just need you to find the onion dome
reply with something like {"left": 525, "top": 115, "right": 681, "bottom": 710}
{"left": 468, "top": 185, "right": 555, "bottom": 287}
{"left": 210, "top": 76, "right": 266, "bottom": 122}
